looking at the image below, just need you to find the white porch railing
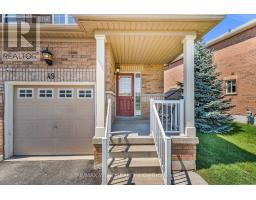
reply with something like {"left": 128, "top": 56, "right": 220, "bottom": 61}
{"left": 153, "top": 100, "right": 184, "bottom": 135}
{"left": 101, "top": 98, "right": 112, "bottom": 185}
{"left": 150, "top": 99, "right": 184, "bottom": 185}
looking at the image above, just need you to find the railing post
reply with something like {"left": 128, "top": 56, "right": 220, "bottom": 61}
{"left": 102, "top": 138, "right": 108, "bottom": 185}
{"left": 150, "top": 99, "right": 154, "bottom": 134}
{"left": 165, "top": 137, "right": 172, "bottom": 185}
{"left": 179, "top": 99, "right": 184, "bottom": 135}
{"left": 108, "top": 98, "right": 112, "bottom": 133}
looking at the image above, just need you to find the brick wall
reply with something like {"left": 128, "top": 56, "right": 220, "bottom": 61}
{"left": 164, "top": 27, "right": 256, "bottom": 116}
{"left": 164, "top": 59, "right": 183, "bottom": 92}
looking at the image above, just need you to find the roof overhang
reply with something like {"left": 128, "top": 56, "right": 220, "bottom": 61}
{"left": 76, "top": 14, "right": 224, "bottom": 64}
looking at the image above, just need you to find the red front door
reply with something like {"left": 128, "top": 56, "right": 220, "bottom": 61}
{"left": 117, "top": 73, "right": 134, "bottom": 116}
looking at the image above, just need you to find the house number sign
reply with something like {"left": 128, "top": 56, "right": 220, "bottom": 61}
{"left": 47, "top": 72, "right": 55, "bottom": 80}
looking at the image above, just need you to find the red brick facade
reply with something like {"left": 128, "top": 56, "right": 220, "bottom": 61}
{"left": 164, "top": 26, "right": 256, "bottom": 116}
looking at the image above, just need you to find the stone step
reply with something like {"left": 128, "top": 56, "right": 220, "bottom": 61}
{"left": 108, "top": 157, "right": 161, "bottom": 174}
{"left": 109, "top": 135, "right": 154, "bottom": 145}
{"left": 107, "top": 172, "right": 164, "bottom": 185}
{"left": 109, "top": 145, "right": 157, "bottom": 158}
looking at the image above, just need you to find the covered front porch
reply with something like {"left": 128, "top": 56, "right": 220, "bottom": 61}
{"left": 75, "top": 15, "right": 224, "bottom": 184}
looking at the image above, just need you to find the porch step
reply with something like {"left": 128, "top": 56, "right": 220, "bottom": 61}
{"left": 108, "top": 157, "right": 161, "bottom": 174}
{"left": 107, "top": 172, "right": 164, "bottom": 185}
{"left": 109, "top": 135, "right": 154, "bottom": 145}
{"left": 109, "top": 145, "right": 157, "bottom": 158}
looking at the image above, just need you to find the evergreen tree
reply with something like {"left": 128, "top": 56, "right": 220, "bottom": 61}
{"left": 194, "top": 42, "right": 233, "bottom": 133}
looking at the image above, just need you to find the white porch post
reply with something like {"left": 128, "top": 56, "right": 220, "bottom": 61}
{"left": 95, "top": 33, "right": 106, "bottom": 137}
{"left": 183, "top": 35, "right": 196, "bottom": 137}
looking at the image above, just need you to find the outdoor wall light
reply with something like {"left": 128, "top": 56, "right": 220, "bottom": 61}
{"left": 42, "top": 48, "right": 53, "bottom": 65}
{"left": 114, "top": 63, "right": 120, "bottom": 75}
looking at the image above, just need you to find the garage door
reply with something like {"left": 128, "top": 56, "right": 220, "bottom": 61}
{"left": 13, "top": 85, "right": 95, "bottom": 155}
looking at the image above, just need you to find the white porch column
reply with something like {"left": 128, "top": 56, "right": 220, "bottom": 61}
{"left": 183, "top": 35, "right": 196, "bottom": 137}
{"left": 95, "top": 33, "right": 106, "bottom": 137}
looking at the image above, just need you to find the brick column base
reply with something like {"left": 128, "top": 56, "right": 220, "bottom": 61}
{"left": 171, "top": 137, "right": 199, "bottom": 171}
{"left": 93, "top": 144, "right": 102, "bottom": 169}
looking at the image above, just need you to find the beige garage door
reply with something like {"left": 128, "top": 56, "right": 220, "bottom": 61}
{"left": 14, "top": 85, "right": 95, "bottom": 155}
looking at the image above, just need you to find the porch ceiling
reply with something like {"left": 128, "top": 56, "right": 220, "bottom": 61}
{"left": 76, "top": 15, "right": 224, "bottom": 64}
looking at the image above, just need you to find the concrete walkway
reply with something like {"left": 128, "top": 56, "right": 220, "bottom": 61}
{"left": 172, "top": 171, "right": 208, "bottom": 185}
{"left": 107, "top": 170, "right": 208, "bottom": 185}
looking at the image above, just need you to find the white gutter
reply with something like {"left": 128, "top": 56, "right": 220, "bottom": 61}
{"left": 207, "top": 18, "right": 256, "bottom": 46}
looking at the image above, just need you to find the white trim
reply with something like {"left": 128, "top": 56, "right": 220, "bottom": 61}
{"left": 105, "top": 90, "right": 116, "bottom": 96}
{"left": 37, "top": 88, "right": 54, "bottom": 99}
{"left": 75, "top": 14, "right": 224, "bottom": 21}
{"left": 77, "top": 88, "right": 94, "bottom": 99}
{"left": 17, "top": 88, "right": 34, "bottom": 99}
{"left": 58, "top": 88, "right": 74, "bottom": 99}
{"left": 4, "top": 81, "right": 95, "bottom": 86}
{"left": 4, "top": 81, "right": 95, "bottom": 159}
{"left": 95, "top": 33, "right": 106, "bottom": 137}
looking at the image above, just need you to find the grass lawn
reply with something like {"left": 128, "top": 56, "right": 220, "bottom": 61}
{"left": 196, "top": 123, "right": 256, "bottom": 185}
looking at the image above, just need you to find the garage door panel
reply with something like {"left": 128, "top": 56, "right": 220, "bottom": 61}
{"left": 14, "top": 103, "right": 39, "bottom": 119}
{"left": 74, "top": 105, "right": 95, "bottom": 119}
{"left": 14, "top": 85, "right": 95, "bottom": 155}
{"left": 74, "top": 119, "right": 95, "bottom": 137}
{"left": 15, "top": 119, "right": 57, "bottom": 138}
{"left": 54, "top": 138, "right": 93, "bottom": 154}
{"left": 14, "top": 138, "right": 55, "bottom": 155}
{"left": 52, "top": 106, "right": 95, "bottom": 120}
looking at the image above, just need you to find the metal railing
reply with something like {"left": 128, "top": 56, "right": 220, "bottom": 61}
{"left": 101, "top": 98, "right": 112, "bottom": 185}
{"left": 0, "top": 67, "right": 96, "bottom": 82}
{"left": 153, "top": 99, "right": 184, "bottom": 135}
{"left": 150, "top": 99, "right": 184, "bottom": 185}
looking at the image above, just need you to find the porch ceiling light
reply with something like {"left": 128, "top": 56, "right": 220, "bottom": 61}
{"left": 114, "top": 63, "right": 120, "bottom": 75}
{"left": 42, "top": 48, "right": 53, "bottom": 66}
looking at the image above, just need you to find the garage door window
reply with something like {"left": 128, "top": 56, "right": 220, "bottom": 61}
{"left": 77, "top": 89, "right": 93, "bottom": 99}
{"left": 38, "top": 89, "right": 54, "bottom": 99}
{"left": 18, "top": 88, "right": 33, "bottom": 99}
{"left": 59, "top": 89, "right": 73, "bottom": 99}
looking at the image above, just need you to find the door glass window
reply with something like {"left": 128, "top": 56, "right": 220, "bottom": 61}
{"left": 135, "top": 73, "right": 141, "bottom": 115}
{"left": 119, "top": 76, "right": 132, "bottom": 96}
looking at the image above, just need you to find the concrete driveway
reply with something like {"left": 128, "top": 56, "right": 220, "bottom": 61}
{"left": 0, "top": 156, "right": 101, "bottom": 185}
